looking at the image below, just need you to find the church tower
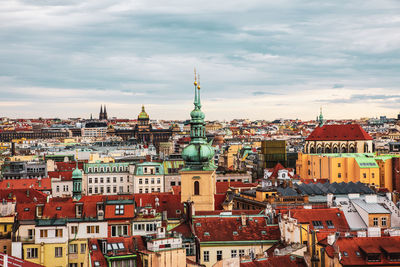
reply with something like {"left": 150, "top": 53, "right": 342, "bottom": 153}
{"left": 103, "top": 105, "right": 108, "bottom": 120}
{"left": 99, "top": 105, "right": 103, "bottom": 120}
{"left": 180, "top": 71, "right": 216, "bottom": 211}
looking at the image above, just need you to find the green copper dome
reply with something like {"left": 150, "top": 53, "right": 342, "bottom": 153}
{"left": 181, "top": 75, "right": 216, "bottom": 171}
{"left": 138, "top": 105, "right": 149, "bottom": 119}
{"left": 72, "top": 167, "right": 82, "bottom": 179}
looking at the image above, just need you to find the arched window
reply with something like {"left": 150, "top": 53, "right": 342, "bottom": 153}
{"left": 194, "top": 181, "right": 200, "bottom": 195}
{"left": 316, "top": 147, "right": 322, "bottom": 154}
{"left": 325, "top": 147, "right": 331, "bottom": 153}
{"left": 310, "top": 147, "right": 315, "bottom": 154}
{"left": 364, "top": 143, "right": 369, "bottom": 153}
{"left": 349, "top": 146, "right": 355, "bottom": 153}
{"left": 341, "top": 146, "right": 347, "bottom": 153}
{"left": 333, "top": 147, "right": 338, "bottom": 153}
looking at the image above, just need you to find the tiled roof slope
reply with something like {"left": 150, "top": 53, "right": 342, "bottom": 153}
{"left": 306, "top": 124, "right": 372, "bottom": 141}
{"left": 193, "top": 216, "right": 280, "bottom": 242}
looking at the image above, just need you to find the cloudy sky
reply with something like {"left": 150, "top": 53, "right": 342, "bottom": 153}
{"left": 1, "top": 0, "right": 400, "bottom": 120}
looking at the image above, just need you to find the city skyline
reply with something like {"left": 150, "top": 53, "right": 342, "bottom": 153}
{"left": 1, "top": 0, "right": 400, "bottom": 120}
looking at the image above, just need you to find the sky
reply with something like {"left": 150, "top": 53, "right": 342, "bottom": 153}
{"left": 1, "top": 0, "right": 400, "bottom": 121}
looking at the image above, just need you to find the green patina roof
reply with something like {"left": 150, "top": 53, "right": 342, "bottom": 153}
{"left": 84, "top": 162, "right": 132, "bottom": 172}
{"left": 135, "top": 162, "right": 164, "bottom": 175}
{"left": 354, "top": 157, "right": 379, "bottom": 168}
{"left": 181, "top": 76, "right": 216, "bottom": 171}
{"left": 163, "top": 160, "right": 185, "bottom": 174}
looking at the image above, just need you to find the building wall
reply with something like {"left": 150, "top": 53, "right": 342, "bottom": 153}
{"left": 297, "top": 153, "right": 380, "bottom": 186}
{"left": 180, "top": 170, "right": 216, "bottom": 211}
{"left": 367, "top": 214, "right": 391, "bottom": 229}
{"left": 23, "top": 243, "right": 68, "bottom": 267}
{"left": 199, "top": 244, "right": 273, "bottom": 267}
{"left": 52, "top": 180, "right": 73, "bottom": 197}
{"left": 164, "top": 174, "right": 181, "bottom": 192}
{"left": 0, "top": 239, "right": 11, "bottom": 255}
{"left": 142, "top": 248, "right": 186, "bottom": 267}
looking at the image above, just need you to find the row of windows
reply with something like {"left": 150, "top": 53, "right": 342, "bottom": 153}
{"left": 89, "top": 176, "right": 127, "bottom": 184}
{"left": 87, "top": 166, "right": 128, "bottom": 173}
{"left": 373, "top": 217, "right": 387, "bottom": 226}
{"left": 27, "top": 246, "right": 85, "bottom": 259}
{"left": 138, "top": 178, "right": 161, "bottom": 184}
{"left": 336, "top": 173, "right": 375, "bottom": 179}
{"left": 203, "top": 249, "right": 247, "bottom": 262}
{"left": 39, "top": 229, "right": 63, "bottom": 238}
{"left": 111, "top": 225, "right": 128, "bottom": 237}
{"left": 88, "top": 186, "right": 130, "bottom": 194}
{"left": 55, "top": 185, "right": 69, "bottom": 192}
{"left": 142, "top": 167, "right": 160, "bottom": 174}
{"left": 133, "top": 223, "right": 159, "bottom": 232}
{"left": 138, "top": 187, "right": 161, "bottom": 193}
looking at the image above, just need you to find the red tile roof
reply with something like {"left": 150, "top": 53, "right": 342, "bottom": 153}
{"left": 170, "top": 222, "right": 193, "bottom": 238}
{"left": 0, "top": 189, "right": 47, "bottom": 203}
{"left": 89, "top": 236, "right": 145, "bottom": 266}
{"left": 193, "top": 216, "right": 280, "bottom": 242}
{"left": 0, "top": 178, "right": 51, "bottom": 191}
{"left": 55, "top": 162, "right": 84, "bottom": 171}
{"left": 306, "top": 124, "right": 372, "bottom": 141}
{"left": 171, "top": 185, "right": 181, "bottom": 195}
{"left": 48, "top": 171, "right": 73, "bottom": 181}
{"left": 134, "top": 193, "right": 184, "bottom": 219}
{"left": 240, "top": 255, "right": 306, "bottom": 267}
{"left": 290, "top": 208, "right": 349, "bottom": 234}
{"left": 214, "top": 194, "right": 226, "bottom": 210}
{"left": 195, "top": 210, "right": 263, "bottom": 216}
{"left": 267, "top": 163, "right": 293, "bottom": 179}
{"left": 327, "top": 236, "right": 400, "bottom": 266}
{"left": 105, "top": 203, "right": 135, "bottom": 220}
{"left": 0, "top": 253, "right": 44, "bottom": 267}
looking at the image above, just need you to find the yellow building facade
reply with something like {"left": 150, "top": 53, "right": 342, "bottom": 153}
{"left": 297, "top": 153, "right": 381, "bottom": 187}
{"left": 180, "top": 170, "right": 216, "bottom": 211}
{"left": 23, "top": 240, "right": 88, "bottom": 267}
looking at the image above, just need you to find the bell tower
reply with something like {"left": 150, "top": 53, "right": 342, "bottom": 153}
{"left": 180, "top": 70, "right": 216, "bottom": 211}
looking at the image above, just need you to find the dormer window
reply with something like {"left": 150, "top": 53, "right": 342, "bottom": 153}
{"left": 115, "top": 205, "right": 124, "bottom": 215}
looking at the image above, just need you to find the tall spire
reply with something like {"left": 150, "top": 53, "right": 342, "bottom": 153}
{"left": 99, "top": 105, "right": 103, "bottom": 120}
{"left": 103, "top": 105, "right": 107, "bottom": 120}
{"left": 181, "top": 70, "right": 215, "bottom": 171}
{"left": 318, "top": 107, "right": 324, "bottom": 127}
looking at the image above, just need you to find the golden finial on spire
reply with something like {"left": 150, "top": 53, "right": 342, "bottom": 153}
{"left": 197, "top": 73, "right": 201, "bottom": 90}
{"left": 194, "top": 68, "right": 197, "bottom": 86}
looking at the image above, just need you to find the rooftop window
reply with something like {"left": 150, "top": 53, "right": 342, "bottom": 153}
{"left": 261, "top": 231, "right": 267, "bottom": 235}
{"left": 343, "top": 251, "right": 348, "bottom": 257}
{"left": 115, "top": 205, "right": 124, "bottom": 215}
{"left": 204, "top": 232, "right": 210, "bottom": 236}
{"left": 196, "top": 223, "right": 201, "bottom": 227}
{"left": 91, "top": 244, "right": 97, "bottom": 250}
{"left": 233, "top": 231, "right": 238, "bottom": 235}
{"left": 326, "top": 220, "right": 334, "bottom": 228}
{"left": 312, "top": 220, "right": 324, "bottom": 229}
{"left": 56, "top": 207, "right": 61, "bottom": 210}
{"left": 118, "top": 243, "right": 125, "bottom": 249}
